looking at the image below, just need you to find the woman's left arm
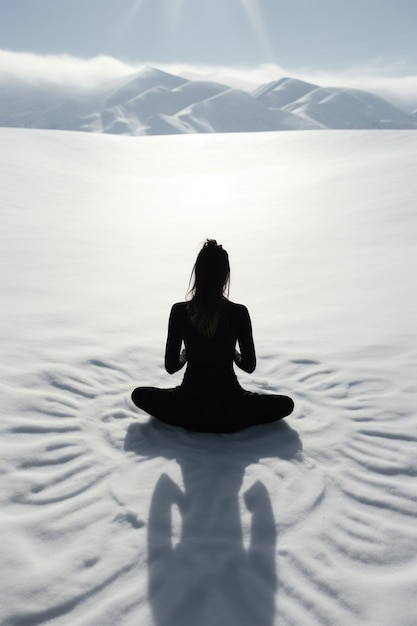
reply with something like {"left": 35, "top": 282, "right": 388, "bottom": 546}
{"left": 234, "top": 305, "right": 256, "bottom": 373}
{"left": 165, "top": 304, "right": 187, "bottom": 374}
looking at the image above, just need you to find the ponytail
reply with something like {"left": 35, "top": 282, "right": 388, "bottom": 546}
{"left": 187, "top": 239, "right": 230, "bottom": 337}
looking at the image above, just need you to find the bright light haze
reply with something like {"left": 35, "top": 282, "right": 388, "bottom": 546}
{"left": 1, "top": 0, "right": 416, "bottom": 71}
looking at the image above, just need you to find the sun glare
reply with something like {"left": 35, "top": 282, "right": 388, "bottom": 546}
{"left": 169, "top": 0, "right": 185, "bottom": 30}
{"left": 121, "top": 0, "right": 273, "bottom": 60}
{"left": 118, "top": 0, "right": 147, "bottom": 32}
{"left": 128, "top": 0, "right": 147, "bottom": 21}
{"left": 239, "top": 0, "right": 274, "bottom": 59}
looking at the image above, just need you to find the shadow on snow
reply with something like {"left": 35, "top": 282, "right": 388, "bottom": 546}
{"left": 125, "top": 418, "right": 302, "bottom": 626}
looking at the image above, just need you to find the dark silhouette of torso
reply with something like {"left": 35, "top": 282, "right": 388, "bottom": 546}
{"left": 166, "top": 301, "right": 255, "bottom": 400}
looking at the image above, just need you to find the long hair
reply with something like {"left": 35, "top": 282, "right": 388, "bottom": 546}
{"left": 187, "top": 239, "right": 230, "bottom": 337}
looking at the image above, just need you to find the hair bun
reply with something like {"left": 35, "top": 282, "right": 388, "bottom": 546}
{"left": 204, "top": 238, "right": 220, "bottom": 249}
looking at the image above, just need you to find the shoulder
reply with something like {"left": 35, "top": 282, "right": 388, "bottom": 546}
{"left": 168, "top": 303, "right": 188, "bottom": 333}
{"left": 226, "top": 301, "right": 251, "bottom": 321}
{"left": 227, "top": 300, "right": 249, "bottom": 313}
{"left": 170, "top": 301, "right": 188, "bottom": 319}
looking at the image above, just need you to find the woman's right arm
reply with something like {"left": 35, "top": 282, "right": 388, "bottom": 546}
{"left": 234, "top": 305, "right": 256, "bottom": 373}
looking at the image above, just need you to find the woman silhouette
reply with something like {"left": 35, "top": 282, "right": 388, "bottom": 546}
{"left": 131, "top": 239, "right": 294, "bottom": 433}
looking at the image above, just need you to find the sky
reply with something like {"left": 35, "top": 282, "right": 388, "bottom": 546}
{"left": 1, "top": 0, "right": 417, "bottom": 108}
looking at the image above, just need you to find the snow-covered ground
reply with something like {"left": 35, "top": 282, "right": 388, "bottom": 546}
{"left": 1, "top": 127, "right": 416, "bottom": 626}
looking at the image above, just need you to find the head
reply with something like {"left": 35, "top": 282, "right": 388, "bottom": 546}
{"left": 187, "top": 239, "right": 230, "bottom": 336}
{"left": 191, "top": 239, "right": 230, "bottom": 298}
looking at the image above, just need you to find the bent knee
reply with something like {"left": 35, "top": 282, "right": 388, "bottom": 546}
{"left": 283, "top": 396, "right": 295, "bottom": 416}
{"left": 131, "top": 387, "right": 147, "bottom": 408}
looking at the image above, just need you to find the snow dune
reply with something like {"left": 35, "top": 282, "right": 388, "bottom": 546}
{"left": 1, "top": 128, "right": 416, "bottom": 626}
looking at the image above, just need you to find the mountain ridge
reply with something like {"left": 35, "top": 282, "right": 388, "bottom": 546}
{"left": 0, "top": 67, "right": 415, "bottom": 135}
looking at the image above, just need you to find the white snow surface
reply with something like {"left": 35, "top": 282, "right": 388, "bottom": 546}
{"left": 1, "top": 127, "right": 416, "bottom": 626}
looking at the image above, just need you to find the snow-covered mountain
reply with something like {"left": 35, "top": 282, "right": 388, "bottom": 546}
{"left": 253, "top": 77, "right": 318, "bottom": 108}
{"left": 0, "top": 67, "right": 416, "bottom": 135}
{"left": 282, "top": 86, "right": 416, "bottom": 130}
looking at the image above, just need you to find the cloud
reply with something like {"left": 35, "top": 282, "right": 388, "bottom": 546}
{"left": 0, "top": 50, "right": 134, "bottom": 91}
{"left": 1, "top": 50, "right": 417, "bottom": 111}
